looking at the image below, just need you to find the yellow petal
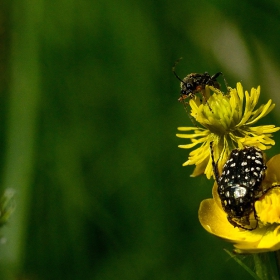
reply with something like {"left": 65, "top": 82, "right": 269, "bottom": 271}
{"left": 198, "top": 198, "right": 265, "bottom": 243}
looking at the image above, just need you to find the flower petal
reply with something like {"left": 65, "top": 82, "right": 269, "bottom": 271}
{"left": 177, "top": 82, "right": 279, "bottom": 178}
{"left": 198, "top": 198, "right": 265, "bottom": 244}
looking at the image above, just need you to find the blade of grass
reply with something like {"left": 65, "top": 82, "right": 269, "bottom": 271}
{"left": 0, "top": 1, "right": 43, "bottom": 278}
{"left": 224, "top": 249, "right": 261, "bottom": 280}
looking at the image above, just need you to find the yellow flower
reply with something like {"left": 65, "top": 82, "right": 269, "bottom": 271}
{"left": 177, "top": 83, "right": 279, "bottom": 179}
{"left": 199, "top": 154, "right": 280, "bottom": 253}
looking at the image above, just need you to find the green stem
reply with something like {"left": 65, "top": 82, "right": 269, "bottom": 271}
{"left": 274, "top": 250, "right": 280, "bottom": 279}
{"left": 0, "top": 1, "right": 42, "bottom": 278}
{"left": 254, "top": 254, "right": 268, "bottom": 280}
{"left": 253, "top": 253, "right": 279, "bottom": 280}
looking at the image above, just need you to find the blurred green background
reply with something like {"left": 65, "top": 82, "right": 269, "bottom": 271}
{"left": 0, "top": 0, "right": 279, "bottom": 279}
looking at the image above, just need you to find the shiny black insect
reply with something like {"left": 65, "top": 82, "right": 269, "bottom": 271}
{"left": 172, "top": 58, "right": 226, "bottom": 102}
{"left": 210, "top": 143, "right": 267, "bottom": 230}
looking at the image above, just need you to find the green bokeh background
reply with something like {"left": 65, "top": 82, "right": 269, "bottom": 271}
{"left": 0, "top": 0, "right": 280, "bottom": 279}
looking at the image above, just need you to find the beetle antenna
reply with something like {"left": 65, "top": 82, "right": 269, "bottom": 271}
{"left": 210, "top": 142, "right": 219, "bottom": 181}
{"left": 172, "top": 57, "right": 185, "bottom": 83}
